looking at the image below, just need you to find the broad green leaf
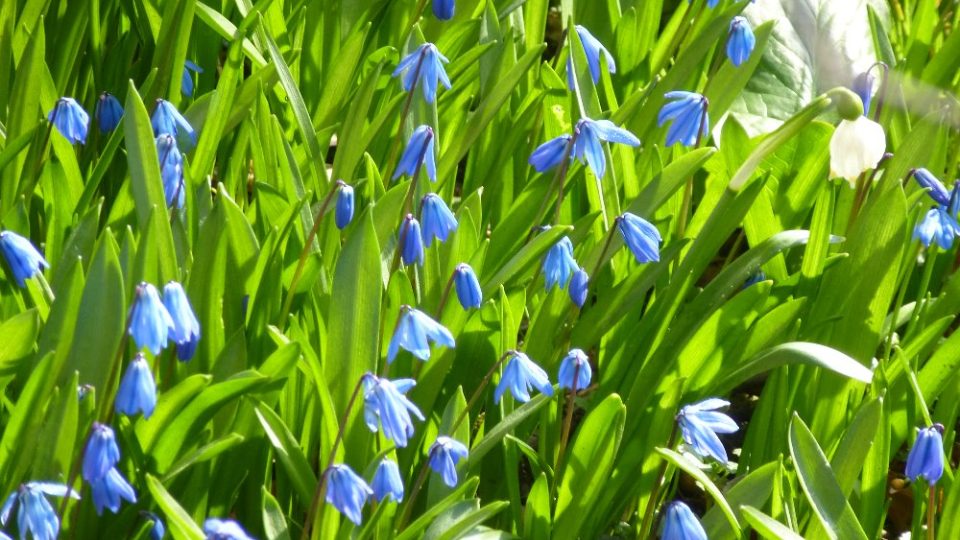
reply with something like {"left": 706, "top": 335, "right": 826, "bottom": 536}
{"left": 256, "top": 405, "right": 318, "bottom": 505}
{"left": 714, "top": 342, "right": 873, "bottom": 395}
{"left": 146, "top": 474, "right": 206, "bottom": 540}
{"left": 741, "top": 506, "right": 804, "bottom": 540}
{"left": 656, "top": 447, "right": 742, "bottom": 535}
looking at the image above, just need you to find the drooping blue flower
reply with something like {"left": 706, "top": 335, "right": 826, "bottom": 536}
{"left": 0, "top": 482, "right": 79, "bottom": 540}
{"left": 743, "top": 270, "right": 767, "bottom": 289}
{"left": 398, "top": 214, "right": 425, "bottom": 266}
{"left": 83, "top": 423, "right": 121, "bottom": 482}
{"left": 151, "top": 99, "right": 196, "bottom": 144}
{"left": 698, "top": 0, "right": 720, "bottom": 8}
{"left": 658, "top": 91, "right": 710, "bottom": 147}
{"left": 914, "top": 206, "right": 960, "bottom": 250}
{"left": 617, "top": 213, "right": 661, "bottom": 263}
{"left": 392, "top": 43, "right": 451, "bottom": 104}
{"left": 558, "top": 348, "right": 591, "bottom": 392}
{"left": 433, "top": 0, "right": 454, "bottom": 20}
{"left": 906, "top": 424, "right": 945, "bottom": 485}
{"left": 115, "top": 353, "right": 157, "bottom": 419}
{"left": 428, "top": 436, "right": 469, "bottom": 488}
{"left": 543, "top": 237, "right": 579, "bottom": 291}
{"left": 163, "top": 281, "right": 201, "bottom": 361}
{"left": 142, "top": 511, "right": 166, "bottom": 540}
{"left": 96, "top": 92, "right": 124, "bottom": 133}
{"left": 529, "top": 135, "right": 572, "bottom": 173}
{"left": 203, "top": 518, "right": 255, "bottom": 540}
{"left": 394, "top": 125, "right": 436, "bottom": 182}
{"left": 0, "top": 230, "right": 49, "bottom": 288}
{"left": 494, "top": 351, "right": 554, "bottom": 404}
{"left": 676, "top": 398, "right": 739, "bottom": 463}
{"left": 181, "top": 60, "right": 203, "bottom": 97}
{"left": 453, "top": 263, "right": 482, "bottom": 309}
{"left": 568, "top": 267, "right": 589, "bottom": 308}
{"left": 420, "top": 193, "right": 458, "bottom": 247}
{"left": 326, "top": 464, "right": 373, "bottom": 525}
{"left": 661, "top": 501, "right": 708, "bottom": 540}
{"left": 47, "top": 97, "right": 89, "bottom": 144}
{"left": 371, "top": 459, "right": 405, "bottom": 502}
{"left": 335, "top": 183, "right": 355, "bottom": 229}
{"left": 726, "top": 16, "right": 756, "bottom": 67}
{"left": 387, "top": 306, "right": 456, "bottom": 363}
{"left": 573, "top": 118, "right": 641, "bottom": 179}
{"left": 912, "top": 168, "right": 951, "bottom": 206}
{"left": 566, "top": 25, "right": 616, "bottom": 89}
{"left": 362, "top": 374, "right": 424, "bottom": 448}
{"left": 852, "top": 71, "right": 876, "bottom": 116}
{"left": 156, "top": 134, "right": 185, "bottom": 209}
{"left": 128, "top": 282, "right": 175, "bottom": 355}
{"left": 89, "top": 467, "right": 137, "bottom": 515}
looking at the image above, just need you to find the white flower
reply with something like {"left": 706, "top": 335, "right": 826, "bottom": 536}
{"left": 829, "top": 116, "right": 886, "bottom": 187}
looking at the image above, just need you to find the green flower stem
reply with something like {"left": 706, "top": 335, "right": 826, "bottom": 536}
{"left": 386, "top": 50, "right": 428, "bottom": 183}
{"left": 553, "top": 363, "right": 581, "bottom": 495}
{"left": 638, "top": 423, "right": 679, "bottom": 538}
{"left": 928, "top": 483, "right": 936, "bottom": 540}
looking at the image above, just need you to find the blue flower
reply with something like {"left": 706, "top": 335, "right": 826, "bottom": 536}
{"left": 568, "top": 267, "right": 589, "bottom": 307}
{"left": 494, "top": 351, "right": 554, "bottom": 404}
{"left": 433, "top": 0, "right": 454, "bottom": 20}
{"left": 661, "top": 501, "right": 708, "bottom": 540}
{"left": 182, "top": 60, "right": 203, "bottom": 97}
{"left": 558, "top": 348, "right": 591, "bottom": 392}
{"left": 543, "top": 237, "right": 579, "bottom": 291}
{"left": 677, "top": 398, "right": 739, "bottom": 463}
{"left": 912, "top": 168, "right": 951, "bottom": 206}
{"left": 617, "top": 213, "right": 661, "bottom": 263}
{"left": 387, "top": 306, "right": 456, "bottom": 363}
{"left": 529, "top": 135, "right": 572, "bottom": 173}
{"left": 454, "top": 263, "right": 482, "bottom": 309}
{"left": 96, "top": 92, "right": 124, "bottom": 132}
{"left": 156, "top": 134, "right": 185, "bottom": 209}
{"left": 852, "top": 71, "right": 875, "bottom": 116}
{"left": 393, "top": 43, "right": 451, "bottom": 104}
{"left": 362, "top": 374, "right": 424, "bottom": 448}
{"left": 116, "top": 353, "right": 157, "bottom": 419}
{"left": 914, "top": 206, "right": 960, "bottom": 249}
{"left": 326, "top": 464, "right": 372, "bottom": 525}
{"left": 428, "top": 436, "right": 469, "bottom": 488}
{"left": 1, "top": 482, "right": 79, "bottom": 540}
{"left": 335, "top": 184, "right": 355, "bottom": 229}
{"left": 151, "top": 99, "right": 196, "bottom": 144}
{"left": 203, "top": 518, "right": 255, "bottom": 540}
{"left": 83, "top": 423, "right": 120, "bottom": 482}
{"left": 129, "top": 282, "right": 175, "bottom": 355}
{"left": 371, "top": 459, "right": 404, "bottom": 502}
{"left": 0, "top": 230, "right": 49, "bottom": 287}
{"left": 906, "top": 424, "right": 945, "bottom": 485}
{"left": 163, "top": 281, "right": 201, "bottom": 361}
{"left": 394, "top": 125, "right": 436, "bottom": 182}
{"left": 47, "top": 97, "right": 89, "bottom": 144}
{"left": 566, "top": 25, "right": 616, "bottom": 88}
{"left": 421, "top": 193, "right": 458, "bottom": 247}
{"left": 399, "top": 214, "right": 425, "bottom": 266}
{"left": 90, "top": 467, "right": 137, "bottom": 515}
{"left": 726, "top": 17, "right": 755, "bottom": 67}
{"left": 743, "top": 270, "right": 767, "bottom": 289}
{"left": 142, "top": 511, "right": 165, "bottom": 540}
{"left": 658, "top": 91, "right": 710, "bottom": 147}
{"left": 573, "top": 118, "right": 641, "bottom": 179}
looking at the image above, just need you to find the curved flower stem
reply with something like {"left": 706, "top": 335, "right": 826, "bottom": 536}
{"left": 552, "top": 364, "right": 581, "bottom": 495}
{"left": 928, "top": 484, "right": 936, "bottom": 540}
{"left": 590, "top": 222, "right": 620, "bottom": 284}
{"left": 386, "top": 51, "right": 428, "bottom": 183}
{"left": 638, "top": 423, "right": 678, "bottom": 538}
{"left": 905, "top": 245, "right": 938, "bottom": 343}
{"left": 35, "top": 272, "right": 56, "bottom": 304}
{"left": 528, "top": 135, "right": 579, "bottom": 240}
{"left": 395, "top": 454, "right": 433, "bottom": 530}
{"left": 676, "top": 99, "right": 709, "bottom": 243}
{"left": 435, "top": 270, "right": 456, "bottom": 318}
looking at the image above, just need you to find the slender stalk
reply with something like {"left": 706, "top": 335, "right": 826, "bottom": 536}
{"left": 552, "top": 364, "right": 581, "bottom": 495}
{"left": 639, "top": 423, "right": 679, "bottom": 538}
{"left": 434, "top": 270, "right": 456, "bottom": 318}
{"left": 675, "top": 99, "right": 709, "bottom": 242}
{"left": 870, "top": 62, "right": 890, "bottom": 122}
{"left": 35, "top": 272, "right": 56, "bottom": 304}
{"left": 928, "top": 483, "right": 936, "bottom": 540}
{"left": 904, "top": 246, "right": 937, "bottom": 343}
{"left": 395, "top": 455, "right": 432, "bottom": 530}
{"left": 386, "top": 51, "right": 428, "bottom": 183}
{"left": 528, "top": 134, "right": 578, "bottom": 239}
{"left": 589, "top": 222, "right": 620, "bottom": 284}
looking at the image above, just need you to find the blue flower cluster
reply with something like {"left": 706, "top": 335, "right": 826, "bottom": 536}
{"left": 82, "top": 424, "right": 137, "bottom": 515}
{"left": 911, "top": 168, "right": 960, "bottom": 250}
{"left": 127, "top": 281, "right": 201, "bottom": 360}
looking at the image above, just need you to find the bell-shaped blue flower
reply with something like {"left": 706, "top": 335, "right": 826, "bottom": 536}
{"left": 325, "top": 464, "right": 372, "bottom": 525}
{"left": 572, "top": 118, "right": 641, "bottom": 179}
{"left": 677, "top": 398, "right": 739, "bottom": 463}
{"left": 203, "top": 518, "right": 255, "bottom": 540}
{"left": 83, "top": 423, "right": 120, "bottom": 482}
{"left": 852, "top": 71, "right": 875, "bottom": 116}
{"left": 529, "top": 135, "right": 572, "bottom": 173}
{"left": 1, "top": 482, "right": 79, "bottom": 540}
{"left": 569, "top": 267, "right": 589, "bottom": 307}
{"left": 157, "top": 134, "right": 185, "bottom": 209}
{"left": 394, "top": 125, "right": 436, "bottom": 182}
{"left": 420, "top": 193, "right": 458, "bottom": 247}
{"left": 163, "top": 281, "right": 201, "bottom": 361}
{"left": 362, "top": 374, "right": 424, "bottom": 448}
{"left": 96, "top": 92, "right": 124, "bottom": 133}
{"left": 494, "top": 351, "right": 554, "bottom": 404}
{"left": 142, "top": 512, "right": 165, "bottom": 540}
{"left": 914, "top": 206, "right": 960, "bottom": 249}
{"left": 128, "top": 282, "right": 175, "bottom": 355}
{"left": 182, "top": 60, "right": 203, "bottom": 97}
{"left": 558, "top": 348, "right": 591, "bottom": 392}
{"left": 47, "top": 97, "right": 89, "bottom": 144}
{"left": 433, "top": 0, "right": 454, "bottom": 20}
{"left": 912, "top": 168, "right": 951, "bottom": 206}
{"left": 335, "top": 183, "right": 355, "bottom": 229}
{"left": 661, "top": 501, "right": 708, "bottom": 540}
{"left": 116, "top": 353, "right": 157, "bottom": 418}
{"left": 399, "top": 214, "right": 425, "bottom": 266}
{"left": 658, "top": 91, "right": 710, "bottom": 147}
{"left": 906, "top": 424, "right": 945, "bottom": 485}
{"left": 371, "top": 459, "right": 404, "bottom": 502}
{"left": 428, "top": 436, "right": 469, "bottom": 488}
{"left": 151, "top": 99, "right": 196, "bottom": 144}
{"left": 617, "top": 213, "right": 661, "bottom": 263}
{"left": 453, "top": 263, "right": 482, "bottom": 309}
{"left": 566, "top": 25, "right": 616, "bottom": 88}
{"left": 393, "top": 43, "right": 451, "bottom": 104}
{"left": 543, "top": 237, "right": 579, "bottom": 291}
{"left": 387, "top": 305, "right": 456, "bottom": 363}
{"left": 0, "top": 230, "right": 49, "bottom": 288}
{"left": 90, "top": 467, "right": 137, "bottom": 515}
{"left": 726, "top": 16, "right": 755, "bottom": 67}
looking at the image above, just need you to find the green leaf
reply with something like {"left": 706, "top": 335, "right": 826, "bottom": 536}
{"left": 741, "top": 505, "right": 804, "bottom": 540}
{"left": 146, "top": 474, "right": 206, "bottom": 540}
{"left": 467, "top": 392, "right": 553, "bottom": 466}
{"left": 0, "top": 308, "right": 39, "bottom": 373}
{"left": 262, "top": 487, "right": 292, "bottom": 540}
{"left": 656, "top": 447, "right": 742, "bottom": 536}
{"left": 714, "top": 342, "right": 873, "bottom": 395}
{"left": 702, "top": 461, "right": 780, "bottom": 539}
{"left": 255, "top": 405, "right": 318, "bottom": 505}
